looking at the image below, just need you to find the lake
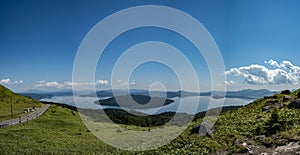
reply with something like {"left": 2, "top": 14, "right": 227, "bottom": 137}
{"left": 41, "top": 96, "right": 252, "bottom": 114}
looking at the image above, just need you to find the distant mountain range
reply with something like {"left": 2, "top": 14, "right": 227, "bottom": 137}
{"left": 19, "top": 89, "right": 278, "bottom": 100}
{"left": 19, "top": 91, "right": 74, "bottom": 100}
{"left": 211, "top": 89, "right": 279, "bottom": 99}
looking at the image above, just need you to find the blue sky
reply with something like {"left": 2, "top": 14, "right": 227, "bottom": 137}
{"left": 1, "top": 0, "right": 300, "bottom": 92}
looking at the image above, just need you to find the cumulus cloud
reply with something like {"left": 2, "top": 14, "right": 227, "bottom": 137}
{"left": 264, "top": 59, "right": 280, "bottom": 68}
{"left": 224, "top": 80, "right": 236, "bottom": 85}
{"left": 225, "top": 60, "right": 300, "bottom": 85}
{"left": 14, "top": 80, "right": 23, "bottom": 84}
{"left": 36, "top": 80, "right": 109, "bottom": 89}
{"left": 36, "top": 81, "right": 64, "bottom": 88}
{"left": 113, "top": 80, "right": 136, "bottom": 88}
{"left": 129, "top": 80, "right": 136, "bottom": 85}
{"left": 0, "top": 78, "right": 11, "bottom": 84}
{"left": 0, "top": 78, "right": 23, "bottom": 85}
{"left": 96, "top": 80, "right": 108, "bottom": 85}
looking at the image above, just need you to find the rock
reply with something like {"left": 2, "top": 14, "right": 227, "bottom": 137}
{"left": 264, "top": 96, "right": 278, "bottom": 99}
{"left": 276, "top": 103, "right": 283, "bottom": 108}
{"left": 242, "top": 142, "right": 250, "bottom": 150}
{"left": 271, "top": 135, "right": 279, "bottom": 140}
{"left": 191, "top": 121, "right": 214, "bottom": 137}
{"left": 267, "top": 99, "right": 279, "bottom": 104}
{"left": 262, "top": 106, "right": 271, "bottom": 111}
{"left": 255, "top": 135, "right": 266, "bottom": 140}
{"left": 233, "top": 139, "right": 239, "bottom": 145}
{"left": 283, "top": 95, "right": 293, "bottom": 102}
{"left": 297, "top": 92, "right": 300, "bottom": 98}
{"left": 288, "top": 99, "right": 300, "bottom": 109}
{"left": 242, "top": 142, "right": 255, "bottom": 154}
{"left": 262, "top": 103, "right": 283, "bottom": 112}
{"left": 275, "top": 142, "right": 300, "bottom": 153}
{"left": 281, "top": 90, "right": 291, "bottom": 95}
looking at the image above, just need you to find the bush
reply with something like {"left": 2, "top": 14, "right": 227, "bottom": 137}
{"left": 264, "top": 108, "right": 281, "bottom": 135}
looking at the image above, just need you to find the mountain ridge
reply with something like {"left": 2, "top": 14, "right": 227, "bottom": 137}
{"left": 19, "top": 88, "right": 279, "bottom": 100}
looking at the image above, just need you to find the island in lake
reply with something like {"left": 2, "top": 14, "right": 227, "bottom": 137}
{"left": 94, "top": 94, "right": 174, "bottom": 109}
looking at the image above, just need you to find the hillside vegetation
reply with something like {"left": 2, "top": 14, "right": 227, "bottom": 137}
{"left": 0, "top": 85, "right": 42, "bottom": 121}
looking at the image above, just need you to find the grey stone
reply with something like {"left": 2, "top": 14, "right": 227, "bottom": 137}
{"left": 262, "top": 103, "right": 283, "bottom": 112}
{"left": 191, "top": 121, "right": 214, "bottom": 137}
{"left": 288, "top": 99, "right": 300, "bottom": 109}
{"left": 267, "top": 99, "right": 279, "bottom": 104}
{"left": 233, "top": 139, "right": 239, "bottom": 145}
{"left": 264, "top": 96, "right": 278, "bottom": 99}
{"left": 271, "top": 135, "right": 279, "bottom": 140}
{"left": 256, "top": 135, "right": 266, "bottom": 140}
{"left": 283, "top": 95, "right": 293, "bottom": 102}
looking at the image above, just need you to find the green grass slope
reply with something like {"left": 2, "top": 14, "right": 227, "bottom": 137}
{"left": 0, "top": 104, "right": 125, "bottom": 154}
{"left": 0, "top": 85, "right": 42, "bottom": 121}
{"left": 178, "top": 89, "right": 300, "bottom": 154}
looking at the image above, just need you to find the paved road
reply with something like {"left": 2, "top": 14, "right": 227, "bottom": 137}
{"left": 0, "top": 104, "right": 51, "bottom": 128}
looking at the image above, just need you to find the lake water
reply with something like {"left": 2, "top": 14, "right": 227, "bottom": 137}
{"left": 41, "top": 96, "right": 252, "bottom": 114}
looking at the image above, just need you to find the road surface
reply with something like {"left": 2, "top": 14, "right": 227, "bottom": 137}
{"left": 0, "top": 104, "right": 51, "bottom": 128}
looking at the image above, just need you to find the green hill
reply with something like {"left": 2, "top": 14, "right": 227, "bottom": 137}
{"left": 1, "top": 85, "right": 300, "bottom": 154}
{"left": 0, "top": 85, "right": 42, "bottom": 121}
{"left": 183, "top": 89, "right": 300, "bottom": 154}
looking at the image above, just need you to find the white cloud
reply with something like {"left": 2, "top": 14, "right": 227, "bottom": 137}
{"left": 14, "top": 80, "right": 23, "bottom": 84}
{"left": 113, "top": 80, "right": 136, "bottom": 88}
{"left": 0, "top": 78, "right": 11, "bottom": 84}
{"left": 36, "top": 80, "right": 109, "bottom": 89}
{"left": 226, "top": 60, "right": 300, "bottom": 85}
{"left": 36, "top": 81, "right": 64, "bottom": 88}
{"left": 129, "top": 80, "right": 136, "bottom": 85}
{"left": 96, "top": 80, "right": 108, "bottom": 85}
{"left": 265, "top": 59, "right": 280, "bottom": 68}
{"left": 224, "top": 80, "right": 236, "bottom": 85}
{"left": 0, "top": 78, "right": 24, "bottom": 85}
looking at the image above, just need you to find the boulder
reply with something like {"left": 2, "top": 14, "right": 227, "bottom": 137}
{"left": 281, "top": 90, "right": 291, "bottom": 95}
{"left": 271, "top": 135, "right": 279, "bottom": 140}
{"left": 264, "top": 96, "right": 278, "bottom": 99}
{"left": 242, "top": 142, "right": 254, "bottom": 154}
{"left": 275, "top": 142, "right": 300, "bottom": 153}
{"left": 267, "top": 99, "right": 279, "bottom": 104}
{"left": 233, "top": 139, "right": 239, "bottom": 145}
{"left": 288, "top": 99, "right": 300, "bottom": 109}
{"left": 283, "top": 96, "right": 293, "bottom": 102}
{"left": 255, "top": 135, "right": 266, "bottom": 140}
{"left": 191, "top": 121, "right": 214, "bottom": 137}
{"left": 262, "top": 103, "right": 283, "bottom": 112}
